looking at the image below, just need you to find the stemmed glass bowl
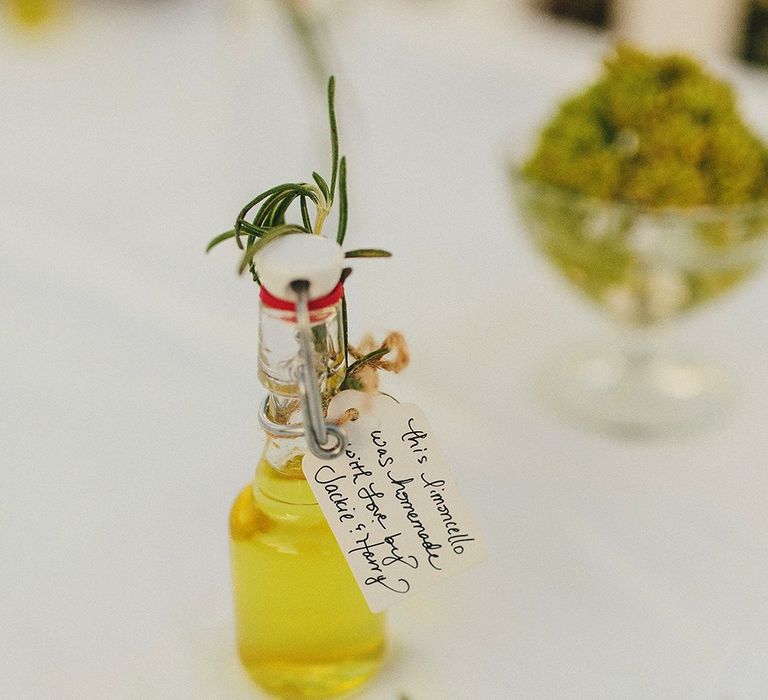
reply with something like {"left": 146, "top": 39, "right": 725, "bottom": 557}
{"left": 509, "top": 165, "right": 768, "bottom": 436}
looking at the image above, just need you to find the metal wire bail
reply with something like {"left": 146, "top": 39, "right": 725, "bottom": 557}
{"left": 287, "top": 279, "right": 347, "bottom": 459}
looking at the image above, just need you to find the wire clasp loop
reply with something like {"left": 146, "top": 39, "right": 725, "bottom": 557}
{"left": 289, "top": 280, "right": 346, "bottom": 459}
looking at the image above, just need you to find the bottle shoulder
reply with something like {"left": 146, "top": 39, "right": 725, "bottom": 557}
{"left": 229, "top": 463, "right": 329, "bottom": 543}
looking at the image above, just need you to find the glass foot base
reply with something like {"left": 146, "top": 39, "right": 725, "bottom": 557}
{"left": 536, "top": 345, "right": 735, "bottom": 437}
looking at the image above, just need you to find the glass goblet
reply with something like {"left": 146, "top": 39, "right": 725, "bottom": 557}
{"left": 510, "top": 168, "right": 768, "bottom": 436}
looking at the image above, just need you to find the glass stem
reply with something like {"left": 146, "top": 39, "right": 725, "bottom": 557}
{"left": 617, "top": 323, "right": 666, "bottom": 371}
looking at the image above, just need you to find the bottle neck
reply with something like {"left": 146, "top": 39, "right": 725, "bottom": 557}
{"left": 255, "top": 395, "right": 319, "bottom": 508}
{"left": 260, "top": 394, "right": 308, "bottom": 476}
{"left": 257, "top": 296, "right": 346, "bottom": 475}
{"left": 258, "top": 298, "right": 346, "bottom": 399}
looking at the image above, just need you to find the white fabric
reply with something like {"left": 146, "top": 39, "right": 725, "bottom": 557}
{"left": 3, "top": 1, "right": 768, "bottom": 698}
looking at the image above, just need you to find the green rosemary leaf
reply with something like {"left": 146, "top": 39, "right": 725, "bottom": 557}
{"left": 346, "top": 347, "right": 391, "bottom": 376}
{"left": 257, "top": 185, "right": 319, "bottom": 228}
{"left": 300, "top": 195, "right": 313, "bottom": 232}
{"left": 340, "top": 267, "right": 353, "bottom": 284}
{"left": 207, "top": 223, "right": 270, "bottom": 252}
{"left": 239, "top": 184, "right": 300, "bottom": 217}
{"left": 238, "top": 220, "right": 266, "bottom": 237}
{"left": 341, "top": 295, "right": 349, "bottom": 366}
{"left": 312, "top": 171, "right": 330, "bottom": 202}
{"left": 301, "top": 183, "right": 322, "bottom": 207}
{"left": 344, "top": 248, "right": 391, "bottom": 258}
{"left": 254, "top": 189, "right": 298, "bottom": 227}
{"left": 328, "top": 76, "right": 339, "bottom": 203}
{"left": 206, "top": 229, "right": 237, "bottom": 253}
{"left": 235, "top": 183, "right": 300, "bottom": 249}
{"left": 336, "top": 156, "right": 348, "bottom": 244}
{"left": 340, "top": 373, "right": 363, "bottom": 391}
{"left": 268, "top": 191, "right": 299, "bottom": 227}
{"left": 238, "top": 224, "right": 308, "bottom": 275}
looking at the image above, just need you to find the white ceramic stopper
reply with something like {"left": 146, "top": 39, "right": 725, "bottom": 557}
{"left": 255, "top": 233, "right": 344, "bottom": 301}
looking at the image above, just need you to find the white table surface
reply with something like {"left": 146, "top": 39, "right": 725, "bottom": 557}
{"left": 3, "top": 1, "right": 768, "bottom": 698}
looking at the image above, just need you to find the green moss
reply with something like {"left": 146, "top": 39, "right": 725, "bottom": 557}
{"left": 523, "top": 45, "right": 768, "bottom": 207}
{"left": 513, "top": 46, "right": 768, "bottom": 324}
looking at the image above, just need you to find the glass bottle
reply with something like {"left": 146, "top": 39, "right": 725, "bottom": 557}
{"left": 229, "top": 281, "right": 386, "bottom": 698}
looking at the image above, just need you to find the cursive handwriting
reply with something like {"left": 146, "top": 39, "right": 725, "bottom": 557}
{"left": 345, "top": 442, "right": 373, "bottom": 485}
{"left": 370, "top": 430, "right": 394, "bottom": 468}
{"left": 350, "top": 533, "right": 414, "bottom": 594}
{"left": 348, "top": 531, "right": 418, "bottom": 573}
{"left": 401, "top": 418, "right": 429, "bottom": 464}
{"left": 364, "top": 574, "right": 411, "bottom": 594}
{"left": 420, "top": 473, "right": 475, "bottom": 554}
{"left": 313, "top": 465, "right": 354, "bottom": 522}
{"left": 357, "top": 482, "right": 387, "bottom": 529}
{"left": 387, "top": 471, "right": 442, "bottom": 570}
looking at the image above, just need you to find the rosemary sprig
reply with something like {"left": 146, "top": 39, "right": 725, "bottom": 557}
{"left": 328, "top": 76, "right": 339, "bottom": 202}
{"left": 206, "top": 76, "right": 391, "bottom": 370}
{"left": 299, "top": 196, "right": 312, "bottom": 233}
{"left": 336, "top": 155, "right": 347, "bottom": 244}
{"left": 344, "top": 249, "right": 392, "bottom": 258}
{"left": 346, "top": 347, "right": 391, "bottom": 376}
{"left": 341, "top": 347, "right": 392, "bottom": 391}
{"left": 339, "top": 267, "right": 353, "bottom": 370}
{"left": 312, "top": 171, "right": 330, "bottom": 201}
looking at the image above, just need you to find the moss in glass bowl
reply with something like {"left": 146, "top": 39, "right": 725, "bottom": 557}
{"left": 514, "top": 46, "right": 768, "bottom": 324}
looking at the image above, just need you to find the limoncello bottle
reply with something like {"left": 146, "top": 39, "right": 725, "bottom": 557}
{"left": 229, "top": 234, "right": 386, "bottom": 698}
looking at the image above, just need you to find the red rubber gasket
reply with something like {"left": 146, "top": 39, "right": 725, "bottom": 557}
{"left": 259, "top": 282, "right": 345, "bottom": 311}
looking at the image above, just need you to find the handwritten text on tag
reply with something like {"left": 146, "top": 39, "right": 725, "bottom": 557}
{"left": 302, "top": 391, "right": 486, "bottom": 613}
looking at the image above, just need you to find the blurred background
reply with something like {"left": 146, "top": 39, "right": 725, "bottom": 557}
{"left": 3, "top": 1, "right": 768, "bottom": 698}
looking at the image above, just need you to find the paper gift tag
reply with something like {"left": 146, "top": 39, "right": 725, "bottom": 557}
{"left": 302, "top": 391, "right": 487, "bottom": 613}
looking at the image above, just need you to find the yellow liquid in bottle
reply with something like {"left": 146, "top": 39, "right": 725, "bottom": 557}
{"left": 230, "top": 453, "right": 386, "bottom": 698}
{"left": 8, "top": 0, "right": 53, "bottom": 26}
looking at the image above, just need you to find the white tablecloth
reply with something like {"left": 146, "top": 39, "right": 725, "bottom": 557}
{"left": 3, "top": 1, "right": 768, "bottom": 698}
